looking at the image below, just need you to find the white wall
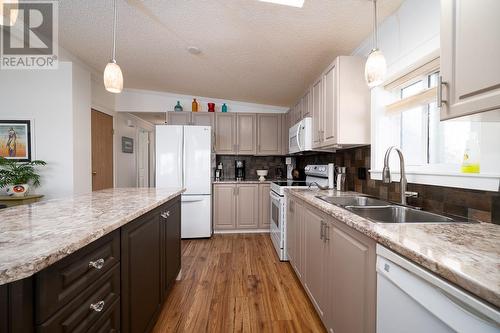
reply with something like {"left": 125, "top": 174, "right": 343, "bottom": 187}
{"left": 115, "top": 88, "right": 288, "bottom": 114}
{"left": 0, "top": 62, "right": 90, "bottom": 198}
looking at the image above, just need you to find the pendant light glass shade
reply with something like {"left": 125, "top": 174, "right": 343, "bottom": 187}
{"left": 365, "top": 0, "right": 386, "bottom": 88}
{"left": 103, "top": 0, "right": 123, "bottom": 94}
{"left": 104, "top": 61, "right": 123, "bottom": 93}
{"left": 0, "top": 0, "right": 19, "bottom": 27}
{"left": 365, "top": 48, "right": 386, "bottom": 88}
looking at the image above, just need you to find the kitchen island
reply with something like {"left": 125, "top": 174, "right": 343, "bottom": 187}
{"left": 0, "top": 187, "right": 184, "bottom": 333}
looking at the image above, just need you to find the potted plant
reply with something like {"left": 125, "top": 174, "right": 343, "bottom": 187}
{"left": 0, "top": 157, "right": 47, "bottom": 197}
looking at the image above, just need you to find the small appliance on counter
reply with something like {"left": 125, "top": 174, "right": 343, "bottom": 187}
{"left": 215, "top": 162, "right": 223, "bottom": 181}
{"left": 336, "top": 166, "right": 347, "bottom": 191}
{"left": 285, "top": 157, "right": 296, "bottom": 180}
{"left": 235, "top": 160, "right": 245, "bottom": 181}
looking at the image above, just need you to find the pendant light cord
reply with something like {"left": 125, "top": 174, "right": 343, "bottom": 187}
{"left": 112, "top": 0, "right": 117, "bottom": 62}
{"left": 373, "top": 0, "right": 378, "bottom": 49}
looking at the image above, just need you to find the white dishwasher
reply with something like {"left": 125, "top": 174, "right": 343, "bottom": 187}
{"left": 376, "top": 245, "right": 500, "bottom": 333}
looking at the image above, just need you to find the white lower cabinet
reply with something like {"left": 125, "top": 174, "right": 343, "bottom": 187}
{"left": 287, "top": 196, "right": 376, "bottom": 333}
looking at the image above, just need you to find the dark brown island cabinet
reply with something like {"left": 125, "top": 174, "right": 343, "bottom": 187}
{"left": 0, "top": 195, "right": 181, "bottom": 333}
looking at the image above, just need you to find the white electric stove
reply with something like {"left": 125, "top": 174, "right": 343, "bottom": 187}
{"left": 269, "top": 165, "right": 331, "bottom": 261}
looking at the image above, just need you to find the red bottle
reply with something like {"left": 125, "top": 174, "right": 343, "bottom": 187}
{"left": 208, "top": 103, "right": 215, "bottom": 112}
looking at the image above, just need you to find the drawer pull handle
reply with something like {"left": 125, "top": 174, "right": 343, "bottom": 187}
{"left": 161, "top": 211, "right": 170, "bottom": 219}
{"left": 89, "top": 300, "right": 105, "bottom": 312}
{"left": 89, "top": 258, "right": 105, "bottom": 270}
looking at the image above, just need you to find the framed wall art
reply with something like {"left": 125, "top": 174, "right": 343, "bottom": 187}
{"left": 0, "top": 120, "right": 32, "bottom": 162}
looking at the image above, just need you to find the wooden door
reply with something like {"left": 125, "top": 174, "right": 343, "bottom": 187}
{"left": 167, "top": 112, "right": 191, "bottom": 125}
{"left": 440, "top": 0, "right": 500, "bottom": 120}
{"left": 215, "top": 113, "right": 237, "bottom": 154}
{"left": 213, "top": 184, "right": 236, "bottom": 230}
{"left": 312, "top": 79, "right": 323, "bottom": 147}
{"left": 121, "top": 212, "right": 162, "bottom": 333}
{"left": 328, "top": 220, "right": 376, "bottom": 333}
{"left": 323, "top": 64, "right": 337, "bottom": 146}
{"left": 91, "top": 110, "right": 113, "bottom": 191}
{"left": 235, "top": 184, "right": 258, "bottom": 229}
{"left": 304, "top": 207, "right": 327, "bottom": 319}
{"left": 236, "top": 114, "right": 256, "bottom": 155}
{"left": 258, "top": 183, "right": 271, "bottom": 229}
{"left": 191, "top": 112, "right": 215, "bottom": 127}
{"left": 257, "top": 114, "right": 281, "bottom": 155}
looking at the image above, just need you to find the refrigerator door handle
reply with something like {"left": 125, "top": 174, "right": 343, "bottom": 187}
{"left": 181, "top": 197, "right": 206, "bottom": 203}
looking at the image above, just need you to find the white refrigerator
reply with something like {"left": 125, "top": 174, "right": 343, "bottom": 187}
{"left": 155, "top": 125, "right": 212, "bottom": 238}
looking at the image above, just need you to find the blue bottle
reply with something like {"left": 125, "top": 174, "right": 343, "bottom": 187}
{"left": 174, "top": 101, "right": 183, "bottom": 112}
{"left": 221, "top": 103, "right": 228, "bottom": 112}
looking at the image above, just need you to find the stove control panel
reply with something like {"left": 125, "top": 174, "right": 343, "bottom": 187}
{"left": 304, "top": 164, "right": 330, "bottom": 178}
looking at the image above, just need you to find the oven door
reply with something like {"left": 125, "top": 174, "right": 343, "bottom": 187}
{"left": 270, "top": 190, "right": 284, "bottom": 257}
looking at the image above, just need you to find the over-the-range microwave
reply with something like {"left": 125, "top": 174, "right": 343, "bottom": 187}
{"left": 289, "top": 117, "right": 313, "bottom": 154}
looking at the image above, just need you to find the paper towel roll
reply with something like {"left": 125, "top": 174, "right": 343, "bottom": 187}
{"left": 328, "top": 163, "right": 335, "bottom": 189}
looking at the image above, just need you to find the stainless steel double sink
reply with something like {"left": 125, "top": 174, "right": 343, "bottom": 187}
{"left": 316, "top": 195, "right": 474, "bottom": 224}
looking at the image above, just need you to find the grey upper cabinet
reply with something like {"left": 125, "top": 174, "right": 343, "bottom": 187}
{"left": 258, "top": 183, "right": 271, "bottom": 229}
{"left": 236, "top": 114, "right": 257, "bottom": 155}
{"left": 257, "top": 114, "right": 282, "bottom": 155}
{"left": 281, "top": 113, "right": 289, "bottom": 155}
{"left": 440, "top": 0, "right": 500, "bottom": 120}
{"left": 312, "top": 78, "right": 323, "bottom": 147}
{"left": 191, "top": 112, "right": 215, "bottom": 127}
{"left": 213, "top": 184, "right": 237, "bottom": 230}
{"left": 215, "top": 113, "right": 237, "bottom": 154}
{"left": 167, "top": 112, "right": 191, "bottom": 125}
{"left": 326, "top": 219, "right": 376, "bottom": 333}
{"left": 236, "top": 184, "right": 259, "bottom": 229}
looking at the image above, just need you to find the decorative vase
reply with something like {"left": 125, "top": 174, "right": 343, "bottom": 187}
{"left": 208, "top": 103, "right": 215, "bottom": 112}
{"left": 221, "top": 103, "right": 228, "bottom": 112}
{"left": 6, "top": 184, "right": 29, "bottom": 197}
{"left": 174, "top": 101, "right": 183, "bottom": 112}
{"left": 192, "top": 98, "right": 198, "bottom": 112}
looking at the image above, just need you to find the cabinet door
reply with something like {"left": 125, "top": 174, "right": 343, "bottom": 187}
{"left": 213, "top": 184, "right": 236, "bottom": 230}
{"left": 302, "top": 91, "right": 311, "bottom": 118}
{"left": 161, "top": 198, "right": 181, "bottom": 298}
{"left": 304, "top": 208, "right": 327, "bottom": 319}
{"left": 322, "top": 65, "right": 337, "bottom": 146}
{"left": 286, "top": 197, "right": 296, "bottom": 266}
{"left": 327, "top": 221, "right": 376, "bottom": 333}
{"left": 121, "top": 212, "right": 162, "bottom": 333}
{"left": 236, "top": 114, "right": 257, "bottom": 155}
{"left": 215, "top": 113, "right": 237, "bottom": 154}
{"left": 191, "top": 112, "right": 215, "bottom": 127}
{"left": 281, "top": 114, "right": 289, "bottom": 155}
{"left": 167, "top": 112, "right": 191, "bottom": 125}
{"left": 440, "top": 0, "right": 500, "bottom": 120}
{"left": 257, "top": 114, "right": 282, "bottom": 155}
{"left": 258, "top": 183, "right": 271, "bottom": 229}
{"left": 312, "top": 78, "right": 323, "bottom": 147}
{"left": 236, "top": 184, "right": 259, "bottom": 229}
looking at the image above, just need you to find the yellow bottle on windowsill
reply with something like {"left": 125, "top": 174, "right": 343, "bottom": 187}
{"left": 461, "top": 133, "right": 480, "bottom": 174}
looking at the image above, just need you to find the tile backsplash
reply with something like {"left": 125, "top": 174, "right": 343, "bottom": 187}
{"left": 295, "top": 146, "right": 500, "bottom": 224}
{"left": 216, "top": 155, "right": 285, "bottom": 180}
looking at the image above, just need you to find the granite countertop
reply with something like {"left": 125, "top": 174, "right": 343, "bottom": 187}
{"left": 286, "top": 188, "right": 500, "bottom": 308}
{"left": 0, "top": 187, "right": 185, "bottom": 285}
{"left": 212, "top": 179, "right": 283, "bottom": 184}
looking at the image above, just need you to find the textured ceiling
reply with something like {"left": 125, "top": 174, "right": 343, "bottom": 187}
{"left": 59, "top": 0, "right": 403, "bottom": 106}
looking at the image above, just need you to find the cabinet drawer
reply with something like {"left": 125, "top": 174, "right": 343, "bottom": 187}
{"left": 35, "top": 230, "right": 120, "bottom": 323}
{"left": 87, "top": 298, "right": 120, "bottom": 333}
{"left": 37, "top": 264, "right": 120, "bottom": 333}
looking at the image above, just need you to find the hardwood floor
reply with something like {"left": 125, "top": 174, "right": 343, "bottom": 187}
{"left": 152, "top": 233, "right": 326, "bottom": 332}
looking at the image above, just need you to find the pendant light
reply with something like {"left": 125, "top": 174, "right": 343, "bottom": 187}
{"left": 364, "top": 0, "right": 386, "bottom": 88}
{"left": 0, "top": 0, "right": 19, "bottom": 27}
{"left": 103, "top": 0, "right": 123, "bottom": 93}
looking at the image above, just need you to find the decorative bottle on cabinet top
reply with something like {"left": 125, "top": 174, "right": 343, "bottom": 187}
{"left": 174, "top": 101, "right": 183, "bottom": 112}
{"left": 221, "top": 103, "right": 228, "bottom": 112}
{"left": 192, "top": 98, "right": 198, "bottom": 112}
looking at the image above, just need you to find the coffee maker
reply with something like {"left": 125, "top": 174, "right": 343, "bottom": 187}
{"left": 235, "top": 160, "right": 245, "bottom": 181}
